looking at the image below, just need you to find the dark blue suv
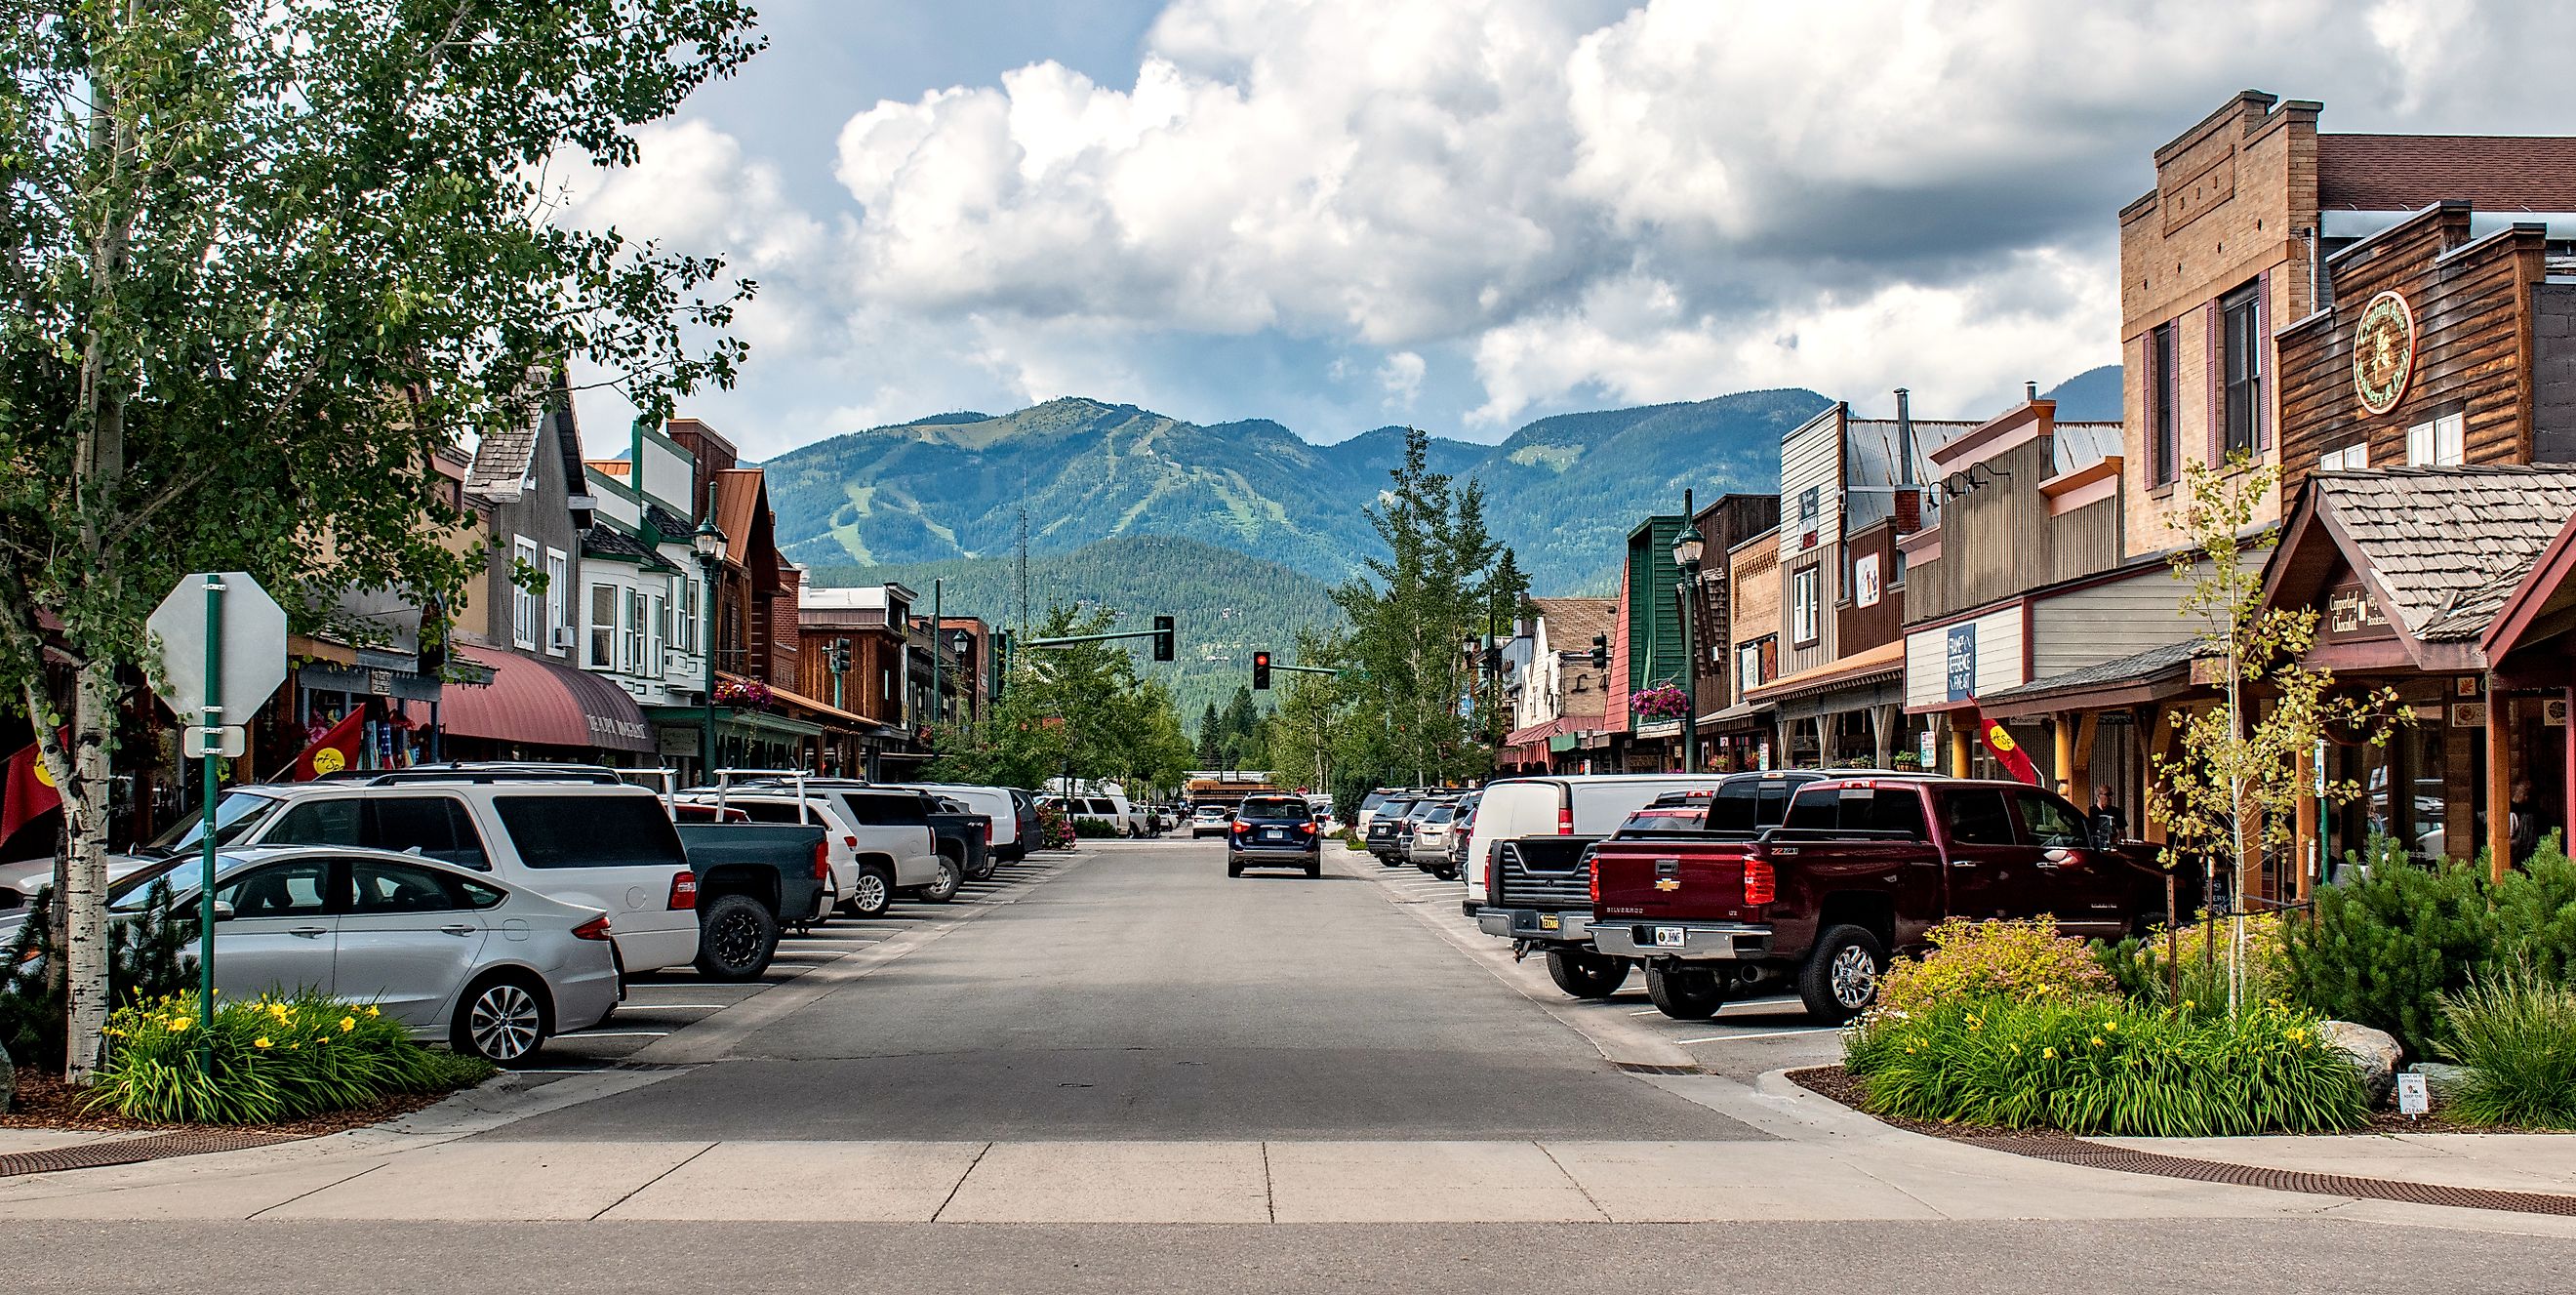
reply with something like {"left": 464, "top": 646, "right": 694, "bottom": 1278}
{"left": 1227, "top": 794, "right": 1322, "bottom": 878}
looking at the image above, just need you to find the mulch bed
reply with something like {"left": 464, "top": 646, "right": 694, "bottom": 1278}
{"left": 3, "top": 1072, "right": 455, "bottom": 1137}
{"left": 1787, "top": 1064, "right": 2562, "bottom": 1138}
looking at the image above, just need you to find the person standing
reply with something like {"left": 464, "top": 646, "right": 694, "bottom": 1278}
{"left": 2090, "top": 784, "right": 2129, "bottom": 849}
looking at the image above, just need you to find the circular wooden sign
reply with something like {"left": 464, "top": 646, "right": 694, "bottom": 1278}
{"left": 2353, "top": 290, "right": 2416, "bottom": 415}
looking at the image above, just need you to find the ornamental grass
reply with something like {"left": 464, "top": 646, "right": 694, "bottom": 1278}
{"left": 1844, "top": 995, "right": 2368, "bottom": 1137}
{"left": 2437, "top": 962, "right": 2576, "bottom": 1131}
{"left": 85, "top": 991, "right": 492, "bottom": 1125}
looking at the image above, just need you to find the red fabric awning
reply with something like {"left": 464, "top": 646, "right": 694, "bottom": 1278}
{"left": 439, "top": 644, "right": 656, "bottom": 753}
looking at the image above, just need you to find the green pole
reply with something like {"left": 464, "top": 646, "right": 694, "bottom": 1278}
{"left": 930, "top": 579, "right": 944, "bottom": 744}
{"left": 702, "top": 479, "right": 719, "bottom": 780}
{"left": 198, "top": 573, "right": 223, "bottom": 1070}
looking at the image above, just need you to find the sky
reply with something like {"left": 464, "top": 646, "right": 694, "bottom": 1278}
{"left": 562, "top": 0, "right": 2572, "bottom": 459}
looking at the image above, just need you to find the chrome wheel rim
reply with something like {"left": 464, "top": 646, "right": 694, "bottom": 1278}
{"left": 1830, "top": 946, "right": 1878, "bottom": 1008}
{"left": 469, "top": 984, "right": 541, "bottom": 1061}
{"left": 933, "top": 860, "right": 959, "bottom": 898}
{"left": 855, "top": 872, "right": 889, "bottom": 912}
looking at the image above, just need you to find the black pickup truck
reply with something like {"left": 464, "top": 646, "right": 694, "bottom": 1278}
{"left": 927, "top": 797, "right": 995, "bottom": 883}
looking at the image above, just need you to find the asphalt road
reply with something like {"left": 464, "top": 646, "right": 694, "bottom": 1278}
{"left": 484, "top": 836, "right": 1762, "bottom": 1142}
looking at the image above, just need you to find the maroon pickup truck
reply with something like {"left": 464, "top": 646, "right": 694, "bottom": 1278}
{"left": 1590, "top": 776, "right": 2177, "bottom": 1024}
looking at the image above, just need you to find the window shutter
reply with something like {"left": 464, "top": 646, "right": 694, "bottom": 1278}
{"left": 2204, "top": 299, "right": 2224, "bottom": 466}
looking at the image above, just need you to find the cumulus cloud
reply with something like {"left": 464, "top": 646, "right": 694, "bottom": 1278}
{"left": 564, "top": 0, "right": 2570, "bottom": 449}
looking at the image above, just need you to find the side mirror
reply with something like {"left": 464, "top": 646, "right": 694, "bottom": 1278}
{"left": 210, "top": 900, "right": 237, "bottom": 922}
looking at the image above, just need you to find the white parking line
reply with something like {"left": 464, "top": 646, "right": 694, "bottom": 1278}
{"left": 1670, "top": 1027, "right": 1841, "bottom": 1044}
{"left": 562, "top": 1031, "right": 670, "bottom": 1038}
{"left": 615, "top": 1003, "right": 729, "bottom": 1010}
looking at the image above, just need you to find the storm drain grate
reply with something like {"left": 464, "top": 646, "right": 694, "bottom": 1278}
{"left": 1612, "top": 1061, "right": 1704, "bottom": 1075}
{"left": 0, "top": 1129, "right": 299, "bottom": 1179}
{"left": 1967, "top": 1134, "right": 2576, "bottom": 1218}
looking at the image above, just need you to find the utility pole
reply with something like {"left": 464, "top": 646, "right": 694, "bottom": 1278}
{"left": 929, "top": 578, "right": 944, "bottom": 739}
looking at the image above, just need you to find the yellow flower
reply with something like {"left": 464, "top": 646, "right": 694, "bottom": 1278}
{"left": 253, "top": 1036, "right": 272, "bottom": 1049}
{"left": 2103, "top": 1020, "right": 2117, "bottom": 1032}
{"left": 2181, "top": 999, "right": 2194, "bottom": 1011}
{"left": 167, "top": 1016, "right": 190, "bottom": 1032}
{"left": 2089, "top": 1035, "right": 2104, "bottom": 1047}
{"left": 2042, "top": 1047, "right": 2057, "bottom": 1060}
{"left": 364, "top": 1005, "right": 381, "bottom": 1018}
{"left": 340, "top": 1016, "right": 357, "bottom": 1032}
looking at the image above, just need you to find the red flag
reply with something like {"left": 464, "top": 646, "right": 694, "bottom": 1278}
{"left": 1964, "top": 703, "right": 2042, "bottom": 786}
{"left": 294, "top": 709, "right": 368, "bottom": 780}
{"left": 1, "top": 742, "right": 63, "bottom": 841}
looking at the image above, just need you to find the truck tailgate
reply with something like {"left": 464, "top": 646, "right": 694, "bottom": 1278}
{"left": 1590, "top": 838, "right": 1757, "bottom": 922}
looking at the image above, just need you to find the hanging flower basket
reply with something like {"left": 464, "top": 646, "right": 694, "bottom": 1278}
{"left": 713, "top": 678, "right": 774, "bottom": 709}
{"left": 1630, "top": 682, "right": 1690, "bottom": 721}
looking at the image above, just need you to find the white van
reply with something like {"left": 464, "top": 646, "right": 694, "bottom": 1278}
{"left": 893, "top": 783, "right": 1024, "bottom": 859}
{"left": 1460, "top": 775, "right": 1734, "bottom": 906}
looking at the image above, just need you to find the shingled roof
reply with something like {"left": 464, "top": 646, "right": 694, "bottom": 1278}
{"left": 1533, "top": 597, "right": 1615, "bottom": 657}
{"left": 2314, "top": 467, "right": 2576, "bottom": 642}
{"left": 2318, "top": 135, "right": 2576, "bottom": 213}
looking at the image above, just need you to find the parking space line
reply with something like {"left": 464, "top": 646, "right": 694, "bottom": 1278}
{"left": 1670, "top": 1027, "right": 1840, "bottom": 1044}
{"left": 615, "top": 1003, "right": 730, "bottom": 1010}
{"left": 563, "top": 1031, "right": 671, "bottom": 1038}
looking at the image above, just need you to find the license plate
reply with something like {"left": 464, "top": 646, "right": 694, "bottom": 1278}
{"left": 1263, "top": 830, "right": 1282, "bottom": 841}
{"left": 1654, "top": 926, "right": 1687, "bottom": 949}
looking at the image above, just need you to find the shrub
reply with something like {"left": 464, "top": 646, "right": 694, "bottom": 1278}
{"left": 84, "top": 991, "right": 490, "bottom": 1124}
{"left": 1872, "top": 918, "right": 2113, "bottom": 1018}
{"left": 1845, "top": 994, "right": 2367, "bottom": 1136}
{"left": 2283, "top": 852, "right": 2496, "bottom": 1058}
{"left": 2437, "top": 962, "right": 2576, "bottom": 1130}
{"left": 1031, "top": 802, "right": 1076, "bottom": 849}
{"left": 2489, "top": 837, "right": 2576, "bottom": 986}
{"left": 1070, "top": 818, "right": 1122, "bottom": 838}
{"left": 1, "top": 878, "right": 197, "bottom": 1071}
{"left": 2093, "top": 912, "right": 2289, "bottom": 1017}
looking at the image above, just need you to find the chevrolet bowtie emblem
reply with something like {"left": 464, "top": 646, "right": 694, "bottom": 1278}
{"left": 1654, "top": 879, "right": 1679, "bottom": 891}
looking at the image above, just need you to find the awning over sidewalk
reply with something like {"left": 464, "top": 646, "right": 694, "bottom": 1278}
{"left": 1745, "top": 640, "right": 1905, "bottom": 707}
{"left": 1972, "top": 639, "right": 2202, "bottom": 721}
{"left": 440, "top": 644, "right": 656, "bottom": 753}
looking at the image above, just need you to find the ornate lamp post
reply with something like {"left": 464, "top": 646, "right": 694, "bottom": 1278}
{"left": 1670, "top": 503, "right": 1706, "bottom": 776}
{"left": 692, "top": 504, "right": 727, "bottom": 781}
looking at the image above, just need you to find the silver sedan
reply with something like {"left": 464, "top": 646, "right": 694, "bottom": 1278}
{"left": 100, "top": 845, "right": 620, "bottom": 1066}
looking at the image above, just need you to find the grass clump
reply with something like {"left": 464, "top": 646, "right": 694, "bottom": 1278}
{"left": 2437, "top": 962, "right": 2576, "bottom": 1130}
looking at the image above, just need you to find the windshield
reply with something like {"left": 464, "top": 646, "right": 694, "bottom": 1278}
{"left": 1423, "top": 805, "right": 1454, "bottom": 824}
{"left": 104, "top": 858, "right": 196, "bottom": 912}
{"left": 145, "top": 791, "right": 287, "bottom": 854}
{"left": 1359, "top": 791, "right": 1392, "bottom": 812}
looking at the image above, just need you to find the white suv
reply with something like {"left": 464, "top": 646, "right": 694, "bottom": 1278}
{"left": 141, "top": 774, "right": 703, "bottom": 975}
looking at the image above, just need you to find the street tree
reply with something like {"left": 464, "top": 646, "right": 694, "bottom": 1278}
{"left": 929, "top": 605, "right": 1191, "bottom": 795}
{"left": 0, "top": 0, "right": 761, "bottom": 1078}
{"left": 2146, "top": 455, "right": 2404, "bottom": 1012}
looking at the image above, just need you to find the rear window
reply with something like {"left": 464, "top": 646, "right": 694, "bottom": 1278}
{"left": 264, "top": 794, "right": 491, "bottom": 870}
{"left": 494, "top": 793, "right": 687, "bottom": 870}
{"left": 1783, "top": 786, "right": 1928, "bottom": 838}
{"left": 841, "top": 792, "right": 930, "bottom": 828}
{"left": 734, "top": 799, "right": 823, "bottom": 826}
{"left": 1623, "top": 806, "right": 1705, "bottom": 832}
{"left": 1359, "top": 791, "right": 1393, "bottom": 813}
{"left": 1239, "top": 797, "right": 1306, "bottom": 819}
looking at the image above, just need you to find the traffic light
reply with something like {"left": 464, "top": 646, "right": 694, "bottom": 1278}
{"left": 829, "top": 638, "right": 853, "bottom": 673}
{"left": 1252, "top": 651, "right": 1271, "bottom": 690}
{"left": 1590, "top": 633, "right": 1609, "bottom": 669}
{"left": 1152, "top": 615, "right": 1175, "bottom": 662}
{"left": 994, "top": 631, "right": 1011, "bottom": 697}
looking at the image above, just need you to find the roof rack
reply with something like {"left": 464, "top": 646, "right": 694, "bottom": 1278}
{"left": 350, "top": 762, "right": 626, "bottom": 787}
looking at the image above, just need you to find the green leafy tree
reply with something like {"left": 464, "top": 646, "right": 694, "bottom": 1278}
{"left": 927, "top": 605, "right": 1190, "bottom": 796}
{"left": 0, "top": 0, "right": 760, "bottom": 1077}
{"left": 2146, "top": 456, "right": 2404, "bottom": 1013}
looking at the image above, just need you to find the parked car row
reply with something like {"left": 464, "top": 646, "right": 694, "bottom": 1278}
{"left": 0, "top": 764, "right": 1060, "bottom": 1069}
{"left": 1443, "top": 770, "right": 2186, "bottom": 1024}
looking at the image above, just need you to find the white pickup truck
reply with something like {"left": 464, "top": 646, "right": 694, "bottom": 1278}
{"left": 677, "top": 779, "right": 953, "bottom": 919}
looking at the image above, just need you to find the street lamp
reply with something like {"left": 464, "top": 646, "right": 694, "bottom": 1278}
{"left": 1671, "top": 498, "right": 1704, "bottom": 776}
{"left": 692, "top": 505, "right": 727, "bottom": 781}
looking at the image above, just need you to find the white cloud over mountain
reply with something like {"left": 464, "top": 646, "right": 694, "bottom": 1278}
{"left": 562, "top": 0, "right": 2567, "bottom": 456}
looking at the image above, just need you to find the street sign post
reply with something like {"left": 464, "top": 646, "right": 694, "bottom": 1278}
{"left": 146, "top": 572, "right": 288, "bottom": 1063}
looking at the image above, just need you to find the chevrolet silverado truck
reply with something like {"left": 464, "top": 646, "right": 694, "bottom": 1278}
{"left": 1476, "top": 770, "right": 1855, "bottom": 1000}
{"left": 1590, "top": 776, "right": 2180, "bottom": 1023}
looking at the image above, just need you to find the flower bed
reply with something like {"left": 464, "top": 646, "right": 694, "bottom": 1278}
{"left": 84, "top": 991, "right": 492, "bottom": 1125}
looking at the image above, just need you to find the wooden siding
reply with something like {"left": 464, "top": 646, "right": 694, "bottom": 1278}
{"left": 1903, "top": 605, "right": 2027, "bottom": 710}
{"left": 1625, "top": 517, "right": 1686, "bottom": 692}
{"left": 2030, "top": 566, "right": 2203, "bottom": 679}
{"left": 1729, "top": 537, "right": 1781, "bottom": 659}
{"left": 2277, "top": 205, "right": 2549, "bottom": 496}
{"left": 1908, "top": 437, "right": 2123, "bottom": 624}
{"left": 1836, "top": 519, "right": 1904, "bottom": 652}
{"left": 1690, "top": 496, "right": 1781, "bottom": 714}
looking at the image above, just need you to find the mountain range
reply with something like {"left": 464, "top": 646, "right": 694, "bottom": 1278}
{"left": 768, "top": 367, "right": 2119, "bottom": 596}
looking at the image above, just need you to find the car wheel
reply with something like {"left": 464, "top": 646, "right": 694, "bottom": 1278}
{"left": 1378, "top": 854, "right": 1403, "bottom": 868}
{"left": 694, "top": 893, "right": 779, "bottom": 982}
{"left": 847, "top": 863, "right": 895, "bottom": 919}
{"left": 920, "top": 853, "right": 963, "bottom": 904}
{"left": 967, "top": 850, "right": 997, "bottom": 882}
{"left": 1304, "top": 857, "right": 1321, "bottom": 878}
{"left": 1644, "top": 959, "right": 1725, "bottom": 1020}
{"left": 452, "top": 972, "right": 552, "bottom": 1067}
{"left": 1546, "top": 949, "right": 1630, "bottom": 999}
{"left": 1227, "top": 858, "right": 1244, "bottom": 877}
{"left": 1798, "top": 924, "right": 1888, "bottom": 1025}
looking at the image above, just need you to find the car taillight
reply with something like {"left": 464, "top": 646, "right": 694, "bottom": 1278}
{"left": 1294, "top": 822, "right": 1314, "bottom": 834}
{"left": 984, "top": 822, "right": 992, "bottom": 845}
{"left": 572, "top": 915, "right": 614, "bottom": 942}
{"left": 1589, "top": 855, "right": 1599, "bottom": 905}
{"left": 813, "top": 841, "right": 831, "bottom": 881}
{"left": 666, "top": 870, "right": 698, "bottom": 911}
{"left": 1557, "top": 805, "right": 1573, "bottom": 834}
{"left": 1744, "top": 859, "right": 1776, "bottom": 907}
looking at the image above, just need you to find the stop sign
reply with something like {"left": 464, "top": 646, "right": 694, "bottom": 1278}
{"left": 146, "top": 572, "right": 289, "bottom": 724}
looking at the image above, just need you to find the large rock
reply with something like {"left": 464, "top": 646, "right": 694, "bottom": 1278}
{"left": 2411, "top": 1062, "right": 2470, "bottom": 1101}
{"left": 2321, "top": 1020, "right": 2402, "bottom": 1108}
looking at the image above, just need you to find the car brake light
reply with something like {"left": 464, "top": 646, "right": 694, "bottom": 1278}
{"left": 666, "top": 870, "right": 698, "bottom": 911}
{"left": 1589, "top": 854, "right": 1599, "bottom": 905}
{"left": 1558, "top": 805, "right": 1573, "bottom": 834}
{"left": 572, "top": 915, "right": 614, "bottom": 941}
{"left": 813, "top": 841, "right": 831, "bottom": 881}
{"left": 1231, "top": 821, "right": 1250, "bottom": 834}
{"left": 1744, "top": 859, "right": 1776, "bottom": 907}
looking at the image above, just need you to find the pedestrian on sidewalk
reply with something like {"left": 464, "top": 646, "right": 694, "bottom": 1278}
{"left": 2090, "top": 785, "right": 2128, "bottom": 849}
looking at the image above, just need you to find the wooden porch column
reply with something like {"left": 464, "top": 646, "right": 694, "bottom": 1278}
{"left": 2294, "top": 744, "right": 2317, "bottom": 905}
{"left": 1950, "top": 717, "right": 1972, "bottom": 778}
{"left": 2565, "top": 687, "right": 2575, "bottom": 862}
{"left": 2052, "top": 712, "right": 2074, "bottom": 797}
{"left": 2487, "top": 681, "right": 2512, "bottom": 884}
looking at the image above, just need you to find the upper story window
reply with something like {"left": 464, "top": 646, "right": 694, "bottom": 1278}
{"left": 510, "top": 536, "right": 540, "bottom": 649}
{"left": 2221, "top": 281, "right": 2264, "bottom": 458}
{"left": 543, "top": 548, "right": 569, "bottom": 655}
{"left": 2149, "top": 321, "right": 2179, "bottom": 484}
{"left": 589, "top": 584, "right": 616, "bottom": 668}
{"left": 1790, "top": 566, "right": 1820, "bottom": 646}
{"left": 2407, "top": 413, "right": 2465, "bottom": 466}
{"left": 2319, "top": 442, "right": 2369, "bottom": 472}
